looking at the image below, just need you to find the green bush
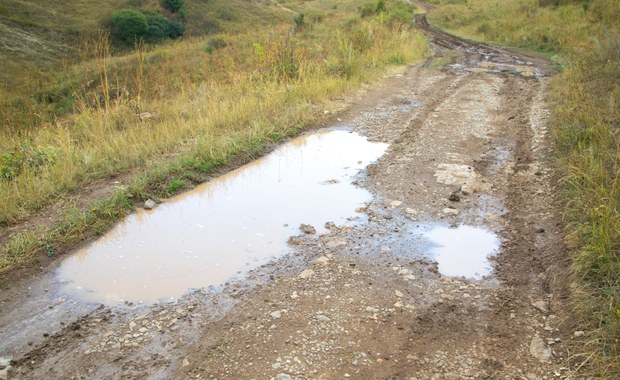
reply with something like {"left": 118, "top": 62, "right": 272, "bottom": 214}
{"left": 143, "top": 10, "right": 185, "bottom": 41}
{"left": 160, "top": 0, "right": 185, "bottom": 13}
{"left": 111, "top": 9, "right": 184, "bottom": 45}
{"left": 111, "top": 9, "right": 149, "bottom": 44}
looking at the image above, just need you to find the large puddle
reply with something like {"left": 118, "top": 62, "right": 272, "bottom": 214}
{"left": 425, "top": 225, "right": 499, "bottom": 279}
{"left": 57, "top": 130, "right": 388, "bottom": 305}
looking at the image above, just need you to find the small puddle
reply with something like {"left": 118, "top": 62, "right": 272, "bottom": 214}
{"left": 425, "top": 225, "right": 499, "bottom": 279}
{"left": 57, "top": 130, "right": 388, "bottom": 305}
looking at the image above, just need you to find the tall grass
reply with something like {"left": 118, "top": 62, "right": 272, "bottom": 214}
{"left": 0, "top": 0, "right": 428, "bottom": 269}
{"left": 428, "top": 0, "right": 620, "bottom": 376}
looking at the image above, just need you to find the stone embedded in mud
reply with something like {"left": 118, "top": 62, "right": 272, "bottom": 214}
{"left": 325, "top": 239, "right": 347, "bottom": 249}
{"left": 532, "top": 300, "right": 549, "bottom": 315}
{"left": 389, "top": 200, "right": 403, "bottom": 208}
{"left": 270, "top": 311, "right": 282, "bottom": 319}
{"left": 276, "top": 374, "right": 292, "bottom": 380}
{"left": 298, "top": 269, "right": 315, "bottom": 279}
{"left": 529, "top": 335, "right": 552, "bottom": 362}
{"left": 442, "top": 207, "right": 459, "bottom": 216}
{"left": 144, "top": 199, "right": 157, "bottom": 210}
{"left": 313, "top": 256, "right": 330, "bottom": 266}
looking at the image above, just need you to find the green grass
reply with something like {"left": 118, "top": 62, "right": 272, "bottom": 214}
{"left": 428, "top": 0, "right": 620, "bottom": 376}
{"left": 0, "top": 0, "right": 429, "bottom": 272}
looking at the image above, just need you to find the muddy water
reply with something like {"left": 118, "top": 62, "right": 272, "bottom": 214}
{"left": 425, "top": 225, "right": 499, "bottom": 279}
{"left": 57, "top": 130, "right": 388, "bottom": 305}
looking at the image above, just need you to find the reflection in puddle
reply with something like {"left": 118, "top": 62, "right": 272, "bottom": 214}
{"left": 58, "top": 130, "right": 388, "bottom": 305}
{"left": 425, "top": 225, "right": 499, "bottom": 279}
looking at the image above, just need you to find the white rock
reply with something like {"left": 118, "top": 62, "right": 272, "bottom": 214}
{"left": 532, "top": 300, "right": 549, "bottom": 314}
{"left": 529, "top": 335, "right": 552, "bottom": 362}
{"left": 313, "top": 256, "right": 330, "bottom": 266}
{"left": 405, "top": 208, "right": 417, "bottom": 215}
{"left": 573, "top": 331, "right": 585, "bottom": 338}
{"left": 144, "top": 199, "right": 157, "bottom": 209}
{"left": 182, "top": 358, "right": 190, "bottom": 367}
{"left": 290, "top": 291, "right": 299, "bottom": 299}
{"left": 442, "top": 207, "right": 459, "bottom": 216}
{"left": 395, "top": 290, "right": 404, "bottom": 298}
{"left": 390, "top": 200, "right": 403, "bottom": 208}
{"left": 277, "top": 374, "right": 292, "bottom": 380}
{"left": 299, "top": 269, "right": 315, "bottom": 279}
{"left": 315, "top": 314, "right": 331, "bottom": 322}
{"left": 270, "top": 311, "right": 282, "bottom": 319}
{"left": 325, "top": 240, "right": 347, "bottom": 249}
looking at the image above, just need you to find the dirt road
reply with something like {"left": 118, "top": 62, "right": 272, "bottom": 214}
{"left": 1, "top": 15, "right": 574, "bottom": 380}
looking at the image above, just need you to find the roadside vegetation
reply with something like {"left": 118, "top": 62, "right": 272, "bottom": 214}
{"left": 429, "top": 0, "right": 620, "bottom": 376}
{"left": 0, "top": 0, "right": 427, "bottom": 272}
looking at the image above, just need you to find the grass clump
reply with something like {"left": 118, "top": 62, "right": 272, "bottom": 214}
{"left": 429, "top": 0, "right": 620, "bottom": 375}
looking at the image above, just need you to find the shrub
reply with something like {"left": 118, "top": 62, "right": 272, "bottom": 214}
{"left": 142, "top": 10, "right": 185, "bottom": 41}
{"left": 111, "top": 9, "right": 149, "bottom": 44}
{"left": 111, "top": 9, "right": 184, "bottom": 45}
{"left": 160, "top": 0, "right": 185, "bottom": 13}
{"left": 293, "top": 13, "right": 305, "bottom": 29}
{"left": 205, "top": 37, "right": 227, "bottom": 54}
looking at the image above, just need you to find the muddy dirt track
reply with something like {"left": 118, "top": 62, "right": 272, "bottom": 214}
{"left": 1, "top": 15, "right": 576, "bottom": 380}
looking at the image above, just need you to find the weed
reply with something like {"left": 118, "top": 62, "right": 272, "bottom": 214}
{"left": 167, "top": 179, "right": 186, "bottom": 193}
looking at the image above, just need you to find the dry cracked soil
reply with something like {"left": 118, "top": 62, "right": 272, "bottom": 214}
{"left": 0, "top": 15, "right": 577, "bottom": 380}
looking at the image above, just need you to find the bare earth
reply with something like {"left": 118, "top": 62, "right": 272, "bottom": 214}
{"left": 1, "top": 16, "right": 575, "bottom": 380}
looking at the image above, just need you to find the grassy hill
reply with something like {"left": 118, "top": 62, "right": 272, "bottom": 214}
{"left": 428, "top": 0, "right": 620, "bottom": 376}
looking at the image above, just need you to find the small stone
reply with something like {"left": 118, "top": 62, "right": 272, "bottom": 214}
{"left": 448, "top": 191, "right": 461, "bottom": 202}
{"left": 390, "top": 200, "right": 403, "bottom": 208}
{"left": 442, "top": 207, "right": 459, "bottom": 216}
{"left": 532, "top": 300, "right": 549, "bottom": 314}
{"left": 290, "top": 291, "right": 299, "bottom": 299}
{"left": 315, "top": 314, "right": 331, "bottom": 322}
{"left": 366, "top": 306, "right": 380, "bottom": 313}
{"left": 300, "top": 224, "right": 316, "bottom": 234}
{"left": 299, "top": 269, "right": 315, "bottom": 279}
{"left": 395, "top": 290, "right": 404, "bottom": 298}
{"left": 529, "top": 335, "right": 552, "bottom": 362}
{"left": 272, "top": 362, "right": 282, "bottom": 370}
{"left": 144, "top": 199, "right": 157, "bottom": 210}
{"left": 325, "top": 240, "right": 347, "bottom": 249}
{"left": 573, "top": 331, "right": 585, "bottom": 338}
{"left": 271, "top": 311, "right": 282, "bottom": 319}
{"left": 405, "top": 208, "right": 417, "bottom": 215}
{"left": 313, "top": 256, "right": 330, "bottom": 266}
{"left": 182, "top": 358, "right": 190, "bottom": 367}
{"left": 276, "top": 374, "right": 292, "bottom": 380}
{"left": 394, "top": 301, "right": 403, "bottom": 308}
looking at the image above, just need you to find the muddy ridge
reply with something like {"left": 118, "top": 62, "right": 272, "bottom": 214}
{"left": 0, "top": 14, "right": 572, "bottom": 380}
